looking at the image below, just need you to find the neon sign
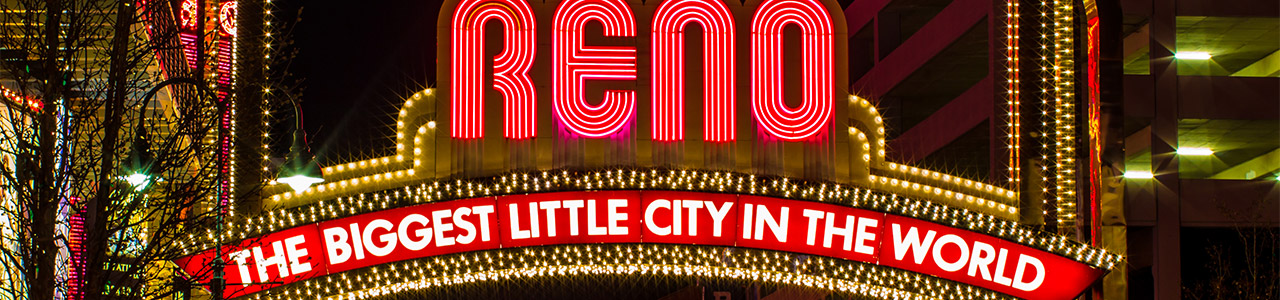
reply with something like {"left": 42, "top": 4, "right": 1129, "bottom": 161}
{"left": 177, "top": 191, "right": 1102, "bottom": 300}
{"left": 749, "top": 0, "right": 835, "bottom": 141}
{"left": 552, "top": 0, "right": 639, "bottom": 138}
{"left": 450, "top": 0, "right": 538, "bottom": 139}
{"left": 651, "top": 0, "right": 737, "bottom": 142}
{"left": 218, "top": 1, "right": 238, "bottom": 36}
{"left": 445, "top": 0, "right": 841, "bottom": 141}
{"left": 210, "top": 1, "right": 1115, "bottom": 299}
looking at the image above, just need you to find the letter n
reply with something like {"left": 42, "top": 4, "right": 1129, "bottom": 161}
{"left": 651, "top": 0, "right": 736, "bottom": 142}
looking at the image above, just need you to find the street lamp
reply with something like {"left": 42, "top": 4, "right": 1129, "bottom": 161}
{"left": 133, "top": 77, "right": 209, "bottom": 193}
{"left": 274, "top": 91, "right": 323, "bottom": 191}
{"left": 123, "top": 126, "right": 155, "bottom": 191}
{"left": 277, "top": 130, "right": 323, "bottom": 191}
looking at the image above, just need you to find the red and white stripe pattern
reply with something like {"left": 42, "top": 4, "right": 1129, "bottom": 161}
{"left": 553, "top": 0, "right": 637, "bottom": 138}
{"left": 651, "top": 0, "right": 736, "bottom": 142}
{"left": 450, "top": 0, "right": 538, "bottom": 139}
{"left": 750, "top": 0, "right": 834, "bottom": 141}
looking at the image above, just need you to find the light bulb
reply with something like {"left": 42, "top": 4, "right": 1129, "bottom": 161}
{"left": 1176, "top": 147, "right": 1213, "bottom": 156}
{"left": 1174, "top": 51, "right": 1211, "bottom": 60}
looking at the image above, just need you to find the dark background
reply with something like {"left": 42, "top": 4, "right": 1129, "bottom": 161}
{"left": 279, "top": 0, "right": 444, "bottom": 164}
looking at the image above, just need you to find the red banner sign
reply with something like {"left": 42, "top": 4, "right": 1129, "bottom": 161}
{"left": 177, "top": 191, "right": 1102, "bottom": 299}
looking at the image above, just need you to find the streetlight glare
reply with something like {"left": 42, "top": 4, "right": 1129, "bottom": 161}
{"left": 279, "top": 174, "right": 324, "bottom": 192}
{"left": 125, "top": 173, "right": 151, "bottom": 191}
{"left": 1124, "top": 171, "right": 1154, "bottom": 179}
{"left": 1174, "top": 51, "right": 1212, "bottom": 60}
{"left": 125, "top": 173, "right": 150, "bottom": 185}
{"left": 1176, "top": 147, "right": 1214, "bottom": 156}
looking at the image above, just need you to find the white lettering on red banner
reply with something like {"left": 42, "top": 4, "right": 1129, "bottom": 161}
{"left": 176, "top": 191, "right": 1102, "bottom": 299}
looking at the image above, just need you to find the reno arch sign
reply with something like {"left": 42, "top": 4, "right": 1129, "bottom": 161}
{"left": 173, "top": 1, "right": 1112, "bottom": 299}
{"left": 444, "top": 0, "right": 841, "bottom": 141}
{"left": 177, "top": 191, "right": 1102, "bottom": 300}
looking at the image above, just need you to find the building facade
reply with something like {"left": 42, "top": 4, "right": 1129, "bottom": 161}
{"left": 841, "top": 0, "right": 1279, "bottom": 298}
{"left": 1109, "top": 0, "right": 1278, "bottom": 298}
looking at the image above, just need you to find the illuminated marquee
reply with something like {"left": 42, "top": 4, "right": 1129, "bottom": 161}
{"left": 446, "top": 0, "right": 839, "bottom": 141}
{"left": 750, "top": 0, "right": 835, "bottom": 141}
{"left": 450, "top": 0, "right": 538, "bottom": 139}
{"left": 178, "top": 191, "right": 1101, "bottom": 300}
{"left": 651, "top": 0, "right": 736, "bottom": 142}
{"left": 193, "top": 1, "right": 1117, "bottom": 299}
{"left": 552, "top": 0, "right": 640, "bottom": 138}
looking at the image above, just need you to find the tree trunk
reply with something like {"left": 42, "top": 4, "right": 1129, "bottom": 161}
{"left": 30, "top": 0, "right": 64, "bottom": 299}
{"left": 83, "top": 0, "right": 137, "bottom": 298}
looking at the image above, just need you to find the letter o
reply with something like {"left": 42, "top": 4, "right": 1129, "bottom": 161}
{"left": 932, "top": 234, "right": 970, "bottom": 272}
{"left": 750, "top": 0, "right": 835, "bottom": 141}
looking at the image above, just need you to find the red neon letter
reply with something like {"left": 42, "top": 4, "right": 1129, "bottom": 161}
{"left": 651, "top": 0, "right": 736, "bottom": 142}
{"left": 451, "top": 0, "right": 537, "bottom": 139}
{"left": 553, "top": 0, "right": 638, "bottom": 138}
{"left": 750, "top": 0, "right": 835, "bottom": 141}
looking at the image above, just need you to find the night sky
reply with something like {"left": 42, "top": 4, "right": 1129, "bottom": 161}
{"left": 282, "top": 0, "right": 444, "bottom": 164}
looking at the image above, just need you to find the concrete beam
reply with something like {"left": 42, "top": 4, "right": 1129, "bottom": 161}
{"left": 1177, "top": 76, "right": 1280, "bottom": 120}
{"left": 845, "top": 0, "right": 891, "bottom": 36}
{"left": 886, "top": 75, "right": 993, "bottom": 163}
{"left": 1179, "top": 179, "right": 1280, "bottom": 226}
{"left": 1128, "top": 76, "right": 1280, "bottom": 120}
{"left": 1150, "top": 0, "right": 1183, "bottom": 296}
{"left": 1176, "top": 0, "right": 1280, "bottom": 18}
{"left": 851, "top": 0, "right": 987, "bottom": 98}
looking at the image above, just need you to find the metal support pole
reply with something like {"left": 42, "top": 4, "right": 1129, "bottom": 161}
{"left": 138, "top": 78, "right": 218, "bottom": 299}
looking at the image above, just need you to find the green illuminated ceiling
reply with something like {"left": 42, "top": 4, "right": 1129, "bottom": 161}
{"left": 1125, "top": 119, "right": 1280, "bottom": 180}
{"left": 1123, "top": 16, "right": 1280, "bottom": 77}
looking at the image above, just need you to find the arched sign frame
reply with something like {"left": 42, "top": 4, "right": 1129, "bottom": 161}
{"left": 186, "top": 0, "right": 1121, "bottom": 298}
{"left": 183, "top": 169, "right": 1117, "bottom": 300}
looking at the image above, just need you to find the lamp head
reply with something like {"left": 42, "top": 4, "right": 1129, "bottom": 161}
{"left": 124, "top": 126, "right": 155, "bottom": 191}
{"left": 278, "top": 130, "right": 324, "bottom": 191}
